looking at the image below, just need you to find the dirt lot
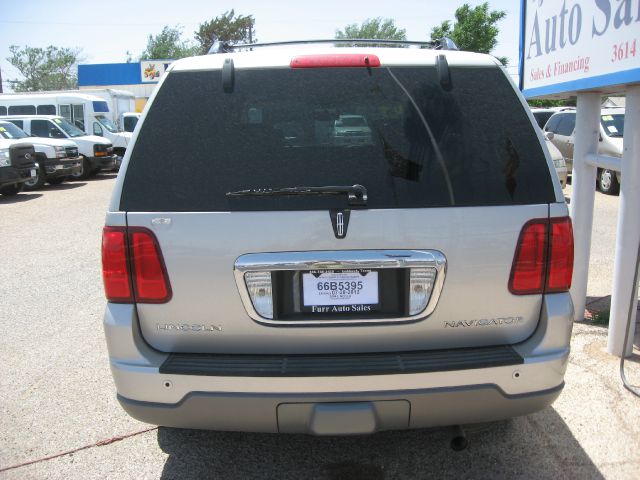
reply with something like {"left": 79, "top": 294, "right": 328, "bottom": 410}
{"left": 0, "top": 177, "right": 638, "bottom": 479}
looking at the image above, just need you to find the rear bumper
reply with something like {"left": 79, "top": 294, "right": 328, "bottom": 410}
{"left": 104, "top": 293, "right": 574, "bottom": 433}
{"left": 118, "top": 383, "right": 563, "bottom": 434}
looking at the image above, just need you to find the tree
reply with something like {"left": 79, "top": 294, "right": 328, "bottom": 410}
{"left": 335, "top": 18, "right": 406, "bottom": 46}
{"left": 194, "top": 10, "right": 256, "bottom": 54}
{"left": 430, "top": 3, "right": 507, "bottom": 65}
{"left": 7, "top": 45, "right": 81, "bottom": 92}
{"left": 140, "top": 25, "right": 199, "bottom": 60}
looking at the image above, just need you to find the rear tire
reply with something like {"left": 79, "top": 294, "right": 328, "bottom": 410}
{"left": 598, "top": 169, "right": 620, "bottom": 195}
{"left": 0, "top": 183, "right": 23, "bottom": 196}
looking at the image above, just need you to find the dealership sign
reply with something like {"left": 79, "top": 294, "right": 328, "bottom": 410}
{"left": 140, "top": 60, "right": 172, "bottom": 83}
{"left": 520, "top": 0, "right": 640, "bottom": 97}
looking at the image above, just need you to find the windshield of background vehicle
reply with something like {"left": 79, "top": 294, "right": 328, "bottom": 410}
{"left": 121, "top": 66, "right": 555, "bottom": 212}
{"left": 0, "top": 121, "right": 29, "bottom": 139}
{"left": 97, "top": 115, "right": 120, "bottom": 133}
{"left": 53, "top": 117, "right": 86, "bottom": 137}
{"left": 601, "top": 114, "right": 624, "bottom": 137}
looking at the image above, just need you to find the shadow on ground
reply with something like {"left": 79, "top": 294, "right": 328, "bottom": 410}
{"left": 157, "top": 407, "right": 603, "bottom": 480}
{"left": 0, "top": 193, "right": 43, "bottom": 204}
{"left": 44, "top": 182, "right": 87, "bottom": 191}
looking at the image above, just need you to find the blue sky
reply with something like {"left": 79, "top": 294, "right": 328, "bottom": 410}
{"left": 0, "top": 0, "right": 522, "bottom": 91}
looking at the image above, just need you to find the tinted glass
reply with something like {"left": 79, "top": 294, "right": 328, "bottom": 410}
{"left": 0, "top": 106, "right": 6, "bottom": 116}
{"left": 8, "top": 105, "right": 36, "bottom": 115}
{"left": 31, "top": 119, "right": 52, "bottom": 137}
{"left": 0, "top": 121, "right": 29, "bottom": 139}
{"left": 121, "top": 66, "right": 555, "bottom": 212}
{"left": 532, "top": 111, "right": 553, "bottom": 129}
{"left": 7, "top": 120, "right": 23, "bottom": 129}
{"left": 601, "top": 114, "right": 624, "bottom": 137}
{"left": 93, "top": 101, "right": 109, "bottom": 113}
{"left": 555, "top": 115, "right": 575, "bottom": 136}
{"left": 545, "top": 115, "right": 560, "bottom": 132}
{"left": 37, "top": 105, "right": 56, "bottom": 115}
{"left": 124, "top": 115, "right": 138, "bottom": 132}
{"left": 52, "top": 117, "right": 85, "bottom": 137}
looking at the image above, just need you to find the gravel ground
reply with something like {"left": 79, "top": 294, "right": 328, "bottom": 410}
{"left": 0, "top": 177, "right": 638, "bottom": 479}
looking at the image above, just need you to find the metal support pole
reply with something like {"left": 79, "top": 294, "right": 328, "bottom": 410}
{"left": 570, "top": 93, "right": 601, "bottom": 322}
{"left": 608, "top": 85, "right": 640, "bottom": 357}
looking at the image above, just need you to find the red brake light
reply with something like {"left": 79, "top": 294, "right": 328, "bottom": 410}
{"left": 547, "top": 217, "right": 574, "bottom": 292}
{"left": 509, "top": 217, "right": 574, "bottom": 295}
{"left": 290, "top": 54, "right": 381, "bottom": 69}
{"left": 129, "top": 229, "right": 172, "bottom": 303}
{"left": 509, "top": 220, "right": 547, "bottom": 295}
{"left": 102, "top": 227, "right": 133, "bottom": 302}
{"left": 101, "top": 226, "right": 171, "bottom": 303}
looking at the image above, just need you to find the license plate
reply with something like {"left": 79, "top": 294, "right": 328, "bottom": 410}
{"left": 302, "top": 270, "right": 379, "bottom": 310}
{"left": 30, "top": 169, "right": 37, "bottom": 177}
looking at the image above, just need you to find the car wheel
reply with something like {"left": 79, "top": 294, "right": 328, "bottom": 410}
{"left": 23, "top": 158, "right": 47, "bottom": 190}
{"left": 70, "top": 156, "right": 92, "bottom": 181}
{"left": 0, "top": 183, "right": 23, "bottom": 196}
{"left": 47, "top": 176, "right": 67, "bottom": 185}
{"left": 598, "top": 169, "right": 620, "bottom": 195}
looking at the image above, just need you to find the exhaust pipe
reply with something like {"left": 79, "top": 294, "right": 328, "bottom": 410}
{"left": 450, "top": 425, "right": 468, "bottom": 451}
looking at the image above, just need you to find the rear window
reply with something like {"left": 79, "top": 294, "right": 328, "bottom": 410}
{"left": 121, "top": 65, "right": 555, "bottom": 212}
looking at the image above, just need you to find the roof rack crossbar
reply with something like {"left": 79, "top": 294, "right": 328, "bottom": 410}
{"left": 208, "top": 38, "right": 458, "bottom": 54}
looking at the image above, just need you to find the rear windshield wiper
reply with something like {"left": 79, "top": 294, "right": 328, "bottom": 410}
{"left": 226, "top": 184, "right": 367, "bottom": 206}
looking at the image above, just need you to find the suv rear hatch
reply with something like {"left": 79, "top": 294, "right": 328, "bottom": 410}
{"left": 112, "top": 51, "right": 564, "bottom": 354}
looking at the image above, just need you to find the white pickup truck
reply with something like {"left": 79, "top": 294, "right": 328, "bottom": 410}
{"left": 0, "top": 120, "right": 81, "bottom": 189}
{"left": 2, "top": 115, "right": 118, "bottom": 179}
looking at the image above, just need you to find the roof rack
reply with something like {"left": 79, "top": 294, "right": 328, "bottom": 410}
{"left": 208, "top": 38, "right": 458, "bottom": 54}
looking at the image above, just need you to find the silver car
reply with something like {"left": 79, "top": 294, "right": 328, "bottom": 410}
{"left": 544, "top": 107, "right": 624, "bottom": 194}
{"left": 102, "top": 44, "right": 574, "bottom": 435}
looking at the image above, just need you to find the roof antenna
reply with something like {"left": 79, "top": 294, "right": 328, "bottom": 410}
{"left": 436, "top": 54, "right": 452, "bottom": 91}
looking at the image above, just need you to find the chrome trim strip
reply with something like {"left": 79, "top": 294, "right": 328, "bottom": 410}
{"left": 234, "top": 250, "right": 447, "bottom": 326}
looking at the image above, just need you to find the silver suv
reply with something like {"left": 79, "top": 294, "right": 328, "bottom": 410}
{"left": 102, "top": 43, "right": 574, "bottom": 435}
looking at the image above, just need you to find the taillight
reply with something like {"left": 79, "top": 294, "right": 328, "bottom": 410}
{"left": 509, "top": 217, "right": 573, "bottom": 295}
{"left": 546, "top": 218, "right": 574, "bottom": 292}
{"left": 101, "top": 227, "right": 172, "bottom": 303}
{"left": 290, "top": 54, "right": 381, "bottom": 68}
{"left": 102, "top": 227, "right": 133, "bottom": 302}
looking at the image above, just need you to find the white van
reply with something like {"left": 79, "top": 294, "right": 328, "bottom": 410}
{"left": 76, "top": 89, "right": 139, "bottom": 132}
{"left": 4, "top": 115, "right": 117, "bottom": 179}
{"left": 0, "top": 92, "right": 132, "bottom": 157}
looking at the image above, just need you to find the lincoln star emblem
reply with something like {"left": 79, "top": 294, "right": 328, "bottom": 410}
{"left": 330, "top": 209, "right": 350, "bottom": 239}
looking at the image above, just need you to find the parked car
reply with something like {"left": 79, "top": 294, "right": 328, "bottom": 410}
{"left": 0, "top": 138, "right": 37, "bottom": 196}
{"left": 103, "top": 44, "right": 574, "bottom": 435}
{"left": 544, "top": 107, "right": 624, "bottom": 194}
{"left": 331, "top": 114, "right": 373, "bottom": 146}
{"left": 0, "top": 120, "right": 81, "bottom": 189}
{"left": 529, "top": 106, "right": 574, "bottom": 129}
{"left": 2, "top": 115, "right": 117, "bottom": 179}
{"left": 541, "top": 127, "right": 567, "bottom": 188}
